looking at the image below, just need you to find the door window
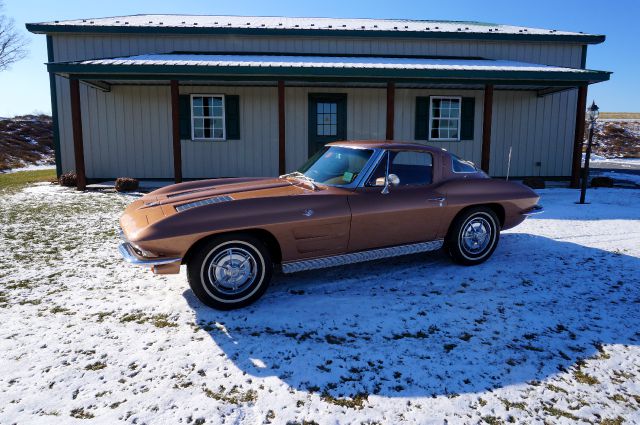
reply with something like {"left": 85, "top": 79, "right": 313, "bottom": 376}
{"left": 367, "top": 151, "right": 433, "bottom": 186}
{"left": 316, "top": 102, "right": 338, "bottom": 136}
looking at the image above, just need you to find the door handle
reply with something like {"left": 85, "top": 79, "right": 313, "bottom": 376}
{"left": 428, "top": 197, "right": 446, "bottom": 206}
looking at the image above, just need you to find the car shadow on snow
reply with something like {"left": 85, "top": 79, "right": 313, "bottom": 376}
{"left": 184, "top": 233, "right": 640, "bottom": 398}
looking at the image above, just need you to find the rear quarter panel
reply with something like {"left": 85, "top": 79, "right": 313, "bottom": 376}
{"left": 437, "top": 178, "right": 539, "bottom": 235}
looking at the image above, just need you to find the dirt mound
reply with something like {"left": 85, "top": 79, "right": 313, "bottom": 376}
{"left": 589, "top": 120, "right": 640, "bottom": 159}
{"left": 0, "top": 115, "right": 54, "bottom": 171}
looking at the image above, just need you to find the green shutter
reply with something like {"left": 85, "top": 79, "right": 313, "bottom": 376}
{"left": 460, "top": 97, "right": 475, "bottom": 140}
{"left": 225, "top": 95, "right": 240, "bottom": 140}
{"left": 179, "top": 95, "right": 191, "bottom": 140}
{"left": 415, "top": 96, "right": 430, "bottom": 140}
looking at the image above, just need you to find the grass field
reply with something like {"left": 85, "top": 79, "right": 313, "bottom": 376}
{"left": 0, "top": 169, "right": 56, "bottom": 189}
{"left": 599, "top": 112, "right": 640, "bottom": 120}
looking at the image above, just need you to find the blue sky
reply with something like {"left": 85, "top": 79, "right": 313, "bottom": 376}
{"left": 0, "top": 0, "right": 638, "bottom": 116}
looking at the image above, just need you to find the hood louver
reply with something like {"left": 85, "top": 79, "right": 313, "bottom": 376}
{"left": 175, "top": 195, "right": 234, "bottom": 212}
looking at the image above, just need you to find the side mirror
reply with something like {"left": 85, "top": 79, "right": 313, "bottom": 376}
{"left": 381, "top": 173, "right": 400, "bottom": 194}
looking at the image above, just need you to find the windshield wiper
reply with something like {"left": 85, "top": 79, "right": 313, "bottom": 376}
{"left": 279, "top": 171, "right": 318, "bottom": 190}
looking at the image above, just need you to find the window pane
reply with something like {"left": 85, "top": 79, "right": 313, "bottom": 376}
{"left": 194, "top": 128, "right": 204, "bottom": 138}
{"left": 317, "top": 124, "right": 324, "bottom": 136}
{"left": 449, "top": 128, "right": 459, "bottom": 139}
{"left": 193, "top": 118, "right": 204, "bottom": 129}
{"left": 193, "top": 97, "right": 203, "bottom": 108}
{"left": 450, "top": 108, "right": 459, "bottom": 118}
{"left": 330, "top": 103, "right": 337, "bottom": 113}
{"left": 390, "top": 151, "right": 433, "bottom": 185}
{"left": 213, "top": 129, "right": 224, "bottom": 139}
{"left": 329, "top": 125, "right": 337, "bottom": 135}
{"left": 432, "top": 99, "right": 441, "bottom": 108}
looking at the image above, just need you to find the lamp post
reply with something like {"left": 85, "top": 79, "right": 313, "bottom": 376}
{"left": 578, "top": 101, "right": 599, "bottom": 204}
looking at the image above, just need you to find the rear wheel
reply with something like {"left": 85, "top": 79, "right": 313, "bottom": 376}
{"left": 445, "top": 207, "right": 500, "bottom": 265}
{"left": 187, "top": 235, "right": 272, "bottom": 310}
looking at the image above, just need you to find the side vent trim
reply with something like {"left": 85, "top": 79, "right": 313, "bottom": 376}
{"left": 175, "top": 195, "right": 233, "bottom": 212}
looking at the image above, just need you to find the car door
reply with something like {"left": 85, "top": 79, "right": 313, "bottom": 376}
{"left": 347, "top": 150, "right": 445, "bottom": 252}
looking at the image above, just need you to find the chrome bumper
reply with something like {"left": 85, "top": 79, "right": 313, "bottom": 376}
{"left": 118, "top": 230, "right": 181, "bottom": 266}
{"left": 522, "top": 204, "right": 544, "bottom": 216}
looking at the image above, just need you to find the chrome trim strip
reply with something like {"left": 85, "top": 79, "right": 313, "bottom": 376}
{"left": 175, "top": 195, "right": 233, "bottom": 212}
{"left": 119, "top": 243, "right": 182, "bottom": 266}
{"left": 281, "top": 240, "right": 443, "bottom": 274}
{"left": 522, "top": 204, "right": 544, "bottom": 216}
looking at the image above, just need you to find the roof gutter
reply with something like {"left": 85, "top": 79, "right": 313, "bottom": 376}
{"left": 25, "top": 23, "right": 606, "bottom": 44}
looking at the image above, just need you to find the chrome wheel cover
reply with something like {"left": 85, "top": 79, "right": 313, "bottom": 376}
{"left": 460, "top": 217, "right": 492, "bottom": 254}
{"left": 207, "top": 247, "right": 257, "bottom": 295}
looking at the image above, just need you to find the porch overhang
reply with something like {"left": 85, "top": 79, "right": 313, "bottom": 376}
{"left": 47, "top": 53, "right": 611, "bottom": 88}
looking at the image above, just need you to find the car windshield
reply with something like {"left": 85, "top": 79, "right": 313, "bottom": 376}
{"left": 293, "top": 146, "right": 374, "bottom": 186}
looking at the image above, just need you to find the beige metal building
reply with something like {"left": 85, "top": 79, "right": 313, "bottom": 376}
{"left": 26, "top": 15, "right": 610, "bottom": 189}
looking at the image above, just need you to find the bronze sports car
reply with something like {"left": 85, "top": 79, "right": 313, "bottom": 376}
{"left": 119, "top": 141, "right": 542, "bottom": 309}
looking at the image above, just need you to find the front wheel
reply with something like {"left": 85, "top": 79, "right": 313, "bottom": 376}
{"left": 187, "top": 235, "right": 273, "bottom": 310}
{"left": 445, "top": 207, "right": 500, "bottom": 266}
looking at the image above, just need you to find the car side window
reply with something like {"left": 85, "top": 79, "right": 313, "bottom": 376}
{"left": 451, "top": 155, "right": 477, "bottom": 173}
{"left": 367, "top": 151, "right": 433, "bottom": 186}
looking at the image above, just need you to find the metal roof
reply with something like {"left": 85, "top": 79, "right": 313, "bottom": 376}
{"left": 26, "top": 15, "right": 605, "bottom": 44}
{"left": 47, "top": 54, "right": 611, "bottom": 84}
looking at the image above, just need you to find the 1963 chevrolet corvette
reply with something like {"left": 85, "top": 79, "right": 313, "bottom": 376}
{"left": 119, "top": 141, "right": 542, "bottom": 309}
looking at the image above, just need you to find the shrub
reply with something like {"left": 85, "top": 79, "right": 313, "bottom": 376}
{"left": 591, "top": 176, "right": 614, "bottom": 188}
{"left": 522, "top": 177, "right": 545, "bottom": 189}
{"left": 58, "top": 172, "right": 77, "bottom": 187}
{"left": 115, "top": 177, "right": 139, "bottom": 192}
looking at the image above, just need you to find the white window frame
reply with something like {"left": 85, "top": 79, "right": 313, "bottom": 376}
{"left": 428, "top": 96, "right": 462, "bottom": 142}
{"left": 190, "top": 94, "right": 226, "bottom": 141}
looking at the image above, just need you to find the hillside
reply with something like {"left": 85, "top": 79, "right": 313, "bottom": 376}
{"left": 0, "top": 115, "right": 54, "bottom": 172}
{"left": 591, "top": 120, "right": 640, "bottom": 158}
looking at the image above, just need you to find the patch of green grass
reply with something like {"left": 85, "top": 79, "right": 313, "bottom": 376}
{"left": 0, "top": 169, "right": 56, "bottom": 189}
{"left": 120, "top": 311, "right": 177, "bottom": 328}
{"left": 321, "top": 391, "right": 368, "bottom": 410}
{"left": 481, "top": 416, "right": 504, "bottom": 425}
{"left": 542, "top": 405, "right": 579, "bottom": 420}
{"left": 69, "top": 407, "right": 94, "bottom": 419}
{"left": 84, "top": 361, "right": 107, "bottom": 371}
{"left": 443, "top": 343, "right": 457, "bottom": 353}
{"left": 574, "top": 369, "right": 599, "bottom": 385}
{"left": 600, "top": 416, "right": 625, "bottom": 425}
{"left": 499, "top": 398, "right": 527, "bottom": 411}
{"left": 546, "top": 384, "right": 569, "bottom": 395}
{"left": 203, "top": 385, "right": 257, "bottom": 405}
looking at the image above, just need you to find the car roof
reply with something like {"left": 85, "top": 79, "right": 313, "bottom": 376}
{"left": 327, "top": 140, "right": 448, "bottom": 155}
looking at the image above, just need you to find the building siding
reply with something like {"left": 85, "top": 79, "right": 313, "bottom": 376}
{"left": 179, "top": 85, "right": 279, "bottom": 178}
{"left": 49, "top": 32, "right": 584, "bottom": 179}
{"left": 51, "top": 34, "right": 583, "bottom": 68}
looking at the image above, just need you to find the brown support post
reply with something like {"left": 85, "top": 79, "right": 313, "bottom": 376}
{"left": 170, "top": 80, "right": 182, "bottom": 183}
{"left": 570, "top": 85, "right": 588, "bottom": 188}
{"left": 69, "top": 78, "right": 86, "bottom": 191}
{"left": 278, "top": 80, "right": 286, "bottom": 175}
{"left": 481, "top": 84, "right": 494, "bottom": 174}
{"left": 386, "top": 81, "right": 395, "bottom": 140}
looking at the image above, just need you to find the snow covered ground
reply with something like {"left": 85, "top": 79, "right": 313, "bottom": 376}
{"left": 1, "top": 184, "right": 639, "bottom": 424}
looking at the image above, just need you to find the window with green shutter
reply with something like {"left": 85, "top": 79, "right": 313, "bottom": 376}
{"left": 415, "top": 95, "right": 475, "bottom": 142}
{"left": 178, "top": 94, "right": 240, "bottom": 141}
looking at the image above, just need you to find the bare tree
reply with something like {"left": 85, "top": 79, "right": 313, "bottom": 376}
{"left": 0, "top": 1, "right": 28, "bottom": 71}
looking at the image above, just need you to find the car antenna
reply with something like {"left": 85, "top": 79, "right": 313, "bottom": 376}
{"left": 506, "top": 146, "right": 512, "bottom": 181}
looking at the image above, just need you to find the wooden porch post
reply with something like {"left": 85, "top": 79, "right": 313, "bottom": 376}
{"left": 570, "top": 85, "right": 588, "bottom": 188}
{"left": 170, "top": 80, "right": 182, "bottom": 183}
{"left": 278, "top": 80, "right": 286, "bottom": 175}
{"left": 481, "top": 84, "right": 494, "bottom": 173}
{"left": 386, "top": 81, "right": 395, "bottom": 140}
{"left": 69, "top": 78, "right": 86, "bottom": 191}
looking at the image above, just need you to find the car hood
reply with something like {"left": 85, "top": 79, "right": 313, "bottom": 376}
{"left": 120, "top": 177, "right": 313, "bottom": 240}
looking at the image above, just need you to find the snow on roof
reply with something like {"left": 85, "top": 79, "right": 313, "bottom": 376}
{"left": 70, "top": 54, "right": 593, "bottom": 74}
{"left": 27, "top": 14, "right": 602, "bottom": 40}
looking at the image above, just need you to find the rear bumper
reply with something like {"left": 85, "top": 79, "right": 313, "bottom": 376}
{"left": 521, "top": 204, "right": 544, "bottom": 216}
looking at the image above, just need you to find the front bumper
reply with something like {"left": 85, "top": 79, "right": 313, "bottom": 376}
{"left": 522, "top": 204, "right": 544, "bottom": 216}
{"left": 118, "top": 230, "right": 181, "bottom": 266}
